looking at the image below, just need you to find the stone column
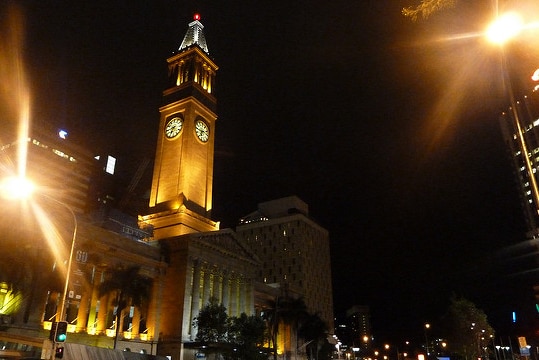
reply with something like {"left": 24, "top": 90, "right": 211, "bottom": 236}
{"left": 212, "top": 271, "right": 222, "bottom": 303}
{"left": 132, "top": 307, "right": 141, "bottom": 335}
{"left": 190, "top": 260, "right": 202, "bottom": 336}
{"left": 202, "top": 268, "right": 211, "bottom": 306}
{"left": 86, "top": 268, "right": 102, "bottom": 334}
{"left": 146, "top": 269, "right": 163, "bottom": 341}
{"left": 221, "top": 271, "right": 229, "bottom": 312}
{"left": 182, "top": 261, "right": 195, "bottom": 341}
{"left": 75, "top": 291, "right": 90, "bottom": 332}
{"left": 229, "top": 277, "right": 238, "bottom": 317}
{"left": 96, "top": 293, "right": 108, "bottom": 335}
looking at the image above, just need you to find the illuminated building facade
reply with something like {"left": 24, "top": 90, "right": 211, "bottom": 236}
{"left": 345, "top": 305, "right": 371, "bottom": 350}
{"left": 499, "top": 88, "right": 539, "bottom": 236}
{"left": 140, "top": 14, "right": 219, "bottom": 239}
{"left": 138, "top": 15, "right": 261, "bottom": 360}
{"left": 236, "top": 196, "right": 335, "bottom": 332}
{"left": 0, "top": 13, "right": 334, "bottom": 360}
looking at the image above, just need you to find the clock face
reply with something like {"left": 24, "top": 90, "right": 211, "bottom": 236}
{"left": 195, "top": 119, "right": 209, "bottom": 142}
{"left": 165, "top": 117, "right": 183, "bottom": 138}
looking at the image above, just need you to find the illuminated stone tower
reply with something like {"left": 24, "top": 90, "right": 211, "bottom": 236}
{"left": 140, "top": 14, "right": 219, "bottom": 239}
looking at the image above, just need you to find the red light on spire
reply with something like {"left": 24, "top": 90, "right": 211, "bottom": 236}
{"left": 194, "top": 13, "right": 201, "bottom": 21}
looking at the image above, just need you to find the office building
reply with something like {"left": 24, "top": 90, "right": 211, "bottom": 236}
{"left": 345, "top": 305, "right": 371, "bottom": 350}
{"left": 499, "top": 88, "right": 539, "bottom": 236}
{"left": 236, "top": 196, "right": 334, "bottom": 331}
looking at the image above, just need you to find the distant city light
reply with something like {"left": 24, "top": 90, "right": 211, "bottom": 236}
{"left": 512, "top": 311, "right": 516, "bottom": 323}
{"left": 58, "top": 129, "right": 68, "bottom": 139}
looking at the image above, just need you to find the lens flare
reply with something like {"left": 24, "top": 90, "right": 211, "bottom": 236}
{"left": 486, "top": 12, "right": 524, "bottom": 45}
{"left": 0, "top": 5, "right": 30, "bottom": 179}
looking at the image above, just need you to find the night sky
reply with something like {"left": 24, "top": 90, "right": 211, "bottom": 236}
{"left": 4, "top": 0, "right": 539, "bottom": 344}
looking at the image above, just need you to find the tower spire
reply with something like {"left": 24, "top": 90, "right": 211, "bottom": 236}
{"left": 178, "top": 13, "right": 209, "bottom": 54}
{"left": 140, "top": 13, "right": 219, "bottom": 239}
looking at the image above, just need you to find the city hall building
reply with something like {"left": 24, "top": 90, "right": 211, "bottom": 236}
{"left": 0, "top": 14, "right": 333, "bottom": 360}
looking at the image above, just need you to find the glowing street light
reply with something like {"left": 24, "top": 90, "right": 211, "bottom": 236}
{"left": 0, "top": 176, "right": 34, "bottom": 199}
{"left": 486, "top": 12, "right": 524, "bottom": 45}
{"left": 0, "top": 176, "right": 78, "bottom": 326}
{"left": 425, "top": 323, "right": 431, "bottom": 356}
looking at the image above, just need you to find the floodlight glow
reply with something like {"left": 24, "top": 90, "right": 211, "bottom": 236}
{"left": 486, "top": 12, "right": 524, "bottom": 45}
{"left": 0, "top": 176, "right": 34, "bottom": 199}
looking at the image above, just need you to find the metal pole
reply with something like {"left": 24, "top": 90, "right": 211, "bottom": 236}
{"left": 43, "top": 195, "right": 78, "bottom": 323}
{"left": 42, "top": 196, "right": 77, "bottom": 360}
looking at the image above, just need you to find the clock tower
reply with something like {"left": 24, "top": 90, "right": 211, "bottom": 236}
{"left": 140, "top": 14, "right": 219, "bottom": 239}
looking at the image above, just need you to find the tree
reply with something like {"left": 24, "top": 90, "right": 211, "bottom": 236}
{"left": 228, "top": 313, "right": 268, "bottom": 360}
{"left": 298, "top": 312, "right": 329, "bottom": 360}
{"left": 402, "top": 0, "right": 456, "bottom": 21}
{"left": 440, "top": 295, "right": 495, "bottom": 360}
{"left": 193, "top": 297, "right": 230, "bottom": 360}
{"left": 193, "top": 297, "right": 229, "bottom": 343}
{"left": 98, "top": 266, "right": 152, "bottom": 349}
{"left": 263, "top": 295, "right": 308, "bottom": 360}
{"left": 194, "top": 299, "right": 271, "bottom": 360}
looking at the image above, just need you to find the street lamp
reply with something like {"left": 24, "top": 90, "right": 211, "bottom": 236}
{"left": 424, "top": 323, "right": 431, "bottom": 356}
{"left": 0, "top": 176, "right": 77, "bottom": 324}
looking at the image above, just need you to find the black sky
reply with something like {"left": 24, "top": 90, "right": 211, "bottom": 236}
{"left": 4, "top": 0, "right": 539, "bottom": 344}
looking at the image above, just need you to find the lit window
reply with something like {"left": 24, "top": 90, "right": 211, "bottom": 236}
{"left": 106, "top": 156, "right": 116, "bottom": 175}
{"left": 52, "top": 149, "right": 69, "bottom": 159}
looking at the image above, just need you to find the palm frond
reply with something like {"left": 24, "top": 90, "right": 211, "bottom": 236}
{"left": 402, "top": 0, "right": 456, "bottom": 21}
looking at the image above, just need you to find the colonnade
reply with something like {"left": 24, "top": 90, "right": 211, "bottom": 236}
{"left": 182, "top": 258, "right": 254, "bottom": 341}
{"left": 42, "top": 265, "right": 158, "bottom": 341}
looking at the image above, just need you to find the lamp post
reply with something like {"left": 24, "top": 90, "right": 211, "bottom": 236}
{"left": 44, "top": 194, "right": 78, "bottom": 324}
{"left": 0, "top": 177, "right": 77, "bottom": 332}
{"left": 425, "top": 323, "right": 431, "bottom": 356}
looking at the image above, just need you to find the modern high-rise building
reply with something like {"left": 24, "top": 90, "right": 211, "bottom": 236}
{"left": 236, "top": 196, "right": 334, "bottom": 331}
{"left": 499, "top": 88, "right": 539, "bottom": 236}
{"left": 345, "top": 305, "right": 371, "bottom": 349}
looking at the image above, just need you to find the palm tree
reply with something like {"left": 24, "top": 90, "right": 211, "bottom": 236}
{"left": 264, "top": 295, "right": 308, "bottom": 360}
{"left": 98, "top": 266, "right": 151, "bottom": 349}
{"left": 298, "top": 313, "right": 328, "bottom": 360}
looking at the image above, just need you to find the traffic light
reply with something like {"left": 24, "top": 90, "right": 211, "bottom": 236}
{"left": 55, "top": 345, "right": 64, "bottom": 358}
{"left": 53, "top": 321, "right": 68, "bottom": 343}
